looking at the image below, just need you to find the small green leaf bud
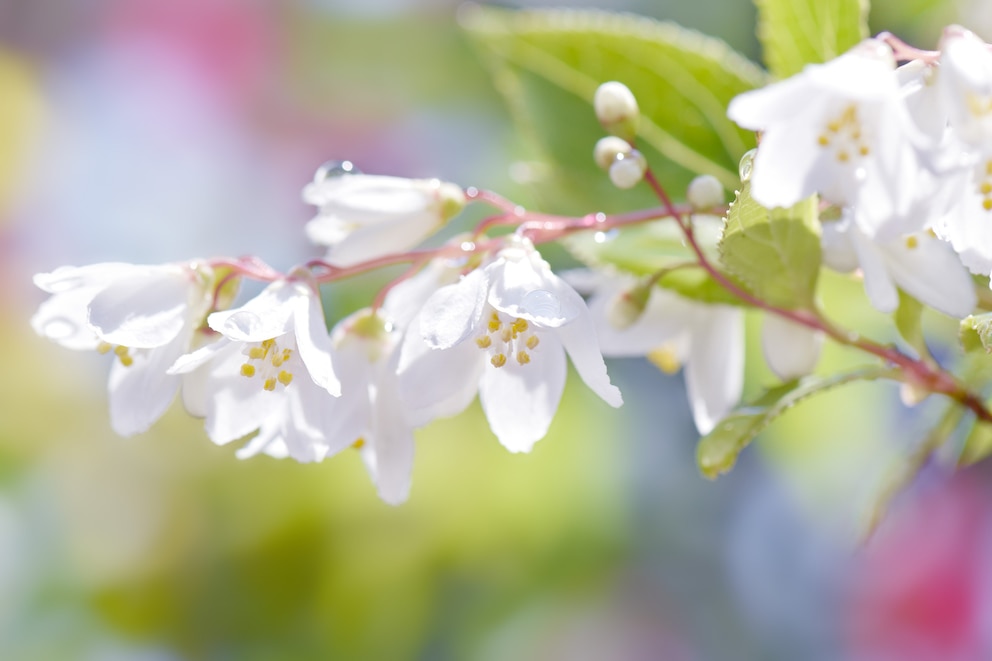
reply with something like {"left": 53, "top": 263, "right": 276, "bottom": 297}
{"left": 594, "top": 136, "right": 633, "bottom": 171}
{"left": 686, "top": 174, "right": 725, "bottom": 210}
{"left": 594, "top": 81, "right": 639, "bottom": 141}
{"left": 608, "top": 150, "right": 647, "bottom": 190}
{"left": 607, "top": 281, "right": 652, "bottom": 329}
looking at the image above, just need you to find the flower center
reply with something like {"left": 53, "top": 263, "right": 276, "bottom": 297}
{"left": 97, "top": 341, "right": 134, "bottom": 367}
{"left": 240, "top": 338, "right": 294, "bottom": 391}
{"left": 975, "top": 159, "right": 992, "bottom": 212}
{"left": 817, "top": 104, "right": 870, "bottom": 163}
{"left": 475, "top": 311, "right": 541, "bottom": 368}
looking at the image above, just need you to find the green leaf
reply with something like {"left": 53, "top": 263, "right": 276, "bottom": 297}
{"left": 719, "top": 181, "right": 821, "bottom": 309}
{"left": 893, "top": 289, "right": 931, "bottom": 359}
{"left": 755, "top": 0, "right": 869, "bottom": 79}
{"left": 565, "top": 216, "right": 748, "bottom": 306}
{"left": 697, "top": 366, "right": 895, "bottom": 479}
{"left": 462, "top": 6, "right": 765, "bottom": 213}
{"left": 960, "top": 312, "right": 992, "bottom": 354}
{"left": 959, "top": 420, "right": 992, "bottom": 466}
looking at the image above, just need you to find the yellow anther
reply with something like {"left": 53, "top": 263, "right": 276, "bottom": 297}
{"left": 859, "top": 145, "right": 870, "bottom": 156}
{"left": 277, "top": 370, "right": 293, "bottom": 386}
{"left": 526, "top": 335, "right": 540, "bottom": 350}
{"left": 263, "top": 378, "right": 277, "bottom": 391}
{"left": 837, "top": 151, "right": 850, "bottom": 163}
{"left": 983, "top": 198, "right": 992, "bottom": 212}
{"left": 516, "top": 351, "right": 531, "bottom": 365}
{"left": 817, "top": 135, "right": 830, "bottom": 146}
{"left": 261, "top": 339, "right": 275, "bottom": 350}
{"left": 986, "top": 160, "right": 992, "bottom": 175}
{"left": 97, "top": 342, "right": 112, "bottom": 354}
{"left": 248, "top": 346, "right": 266, "bottom": 360}
{"left": 491, "top": 353, "right": 507, "bottom": 368}
{"left": 488, "top": 312, "right": 502, "bottom": 332}
{"left": 352, "top": 438, "right": 366, "bottom": 449}
{"left": 476, "top": 335, "right": 492, "bottom": 349}
{"left": 981, "top": 182, "right": 992, "bottom": 195}
{"left": 501, "top": 328, "right": 512, "bottom": 343}
{"left": 114, "top": 345, "right": 129, "bottom": 357}
{"left": 240, "top": 363, "right": 256, "bottom": 378}
{"left": 281, "top": 349, "right": 291, "bottom": 362}
{"left": 905, "top": 236, "right": 919, "bottom": 250}
{"left": 648, "top": 347, "right": 681, "bottom": 375}
{"left": 512, "top": 319, "right": 529, "bottom": 334}
{"left": 827, "top": 121, "right": 841, "bottom": 133}
{"left": 851, "top": 130, "right": 862, "bottom": 140}
{"left": 271, "top": 354, "right": 284, "bottom": 367}
{"left": 119, "top": 355, "right": 134, "bottom": 368}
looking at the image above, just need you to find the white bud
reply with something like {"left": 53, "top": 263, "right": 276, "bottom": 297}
{"left": 594, "top": 81, "right": 639, "bottom": 140}
{"left": 594, "top": 136, "right": 633, "bottom": 171}
{"left": 607, "top": 282, "right": 651, "bottom": 329}
{"left": 686, "top": 174, "right": 725, "bottom": 210}
{"left": 608, "top": 150, "right": 647, "bottom": 190}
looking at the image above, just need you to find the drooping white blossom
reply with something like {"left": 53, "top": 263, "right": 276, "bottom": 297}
{"left": 567, "top": 270, "right": 744, "bottom": 435}
{"left": 303, "top": 168, "right": 465, "bottom": 267}
{"left": 398, "top": 236, "right": 622, "bottom": 453}
{"left": 820, "top": 216, "right": 976, "bottom": 317}
{"left": 32, "top": 261, "right": 215, "bottom": 436}
{"left": 169, "top": 275, "right": 342, "bottom": 462}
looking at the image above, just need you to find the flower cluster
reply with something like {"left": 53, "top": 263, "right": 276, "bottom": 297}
{"left": 727, "top": 27, "right": 992, "bottom": 317}
{"left": 32, "top": 170, "right": 624, "bottom": 504}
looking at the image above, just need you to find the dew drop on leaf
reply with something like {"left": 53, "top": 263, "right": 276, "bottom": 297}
{"left": 738, "top": 148, "right": 756, "bottom": 182}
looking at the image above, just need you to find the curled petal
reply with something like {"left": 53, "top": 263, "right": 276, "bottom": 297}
{"left": 762, "top": 315, "right": 822, "bottom": 381}
{"left": 685, "top": 307, "right": 743, "bottom": 434}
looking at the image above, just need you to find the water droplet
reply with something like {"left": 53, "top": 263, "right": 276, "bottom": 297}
{"left": 594, "top": 212, "right": 607, "bottom": 224}
{"left": 738, "top": 148, "right": 757, "bottom": 182}
{"left": 460, "top": 241, "right": 476, "bottom": 252}
{"left": 314, "top": 160, "right": 361, "bottom": 184}
{"left": 222, "top": 311, "right": 264, "bottom": 336}
{"left": 521, "top": 289, "right": 561, "bottom": 318}
{"left": 593, "top": 229, "right": 618, "bottom": 244}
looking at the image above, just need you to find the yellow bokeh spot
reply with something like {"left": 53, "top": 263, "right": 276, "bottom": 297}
{"left": 647, "top": 347, "right": 681, "bottom": 375}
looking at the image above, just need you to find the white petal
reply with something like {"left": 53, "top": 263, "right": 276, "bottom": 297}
{"left": 368, "top": 361, "right": 415, "bottom": 505}
{"left": 850, "top": 227, "right": 900, "bottom": 313}
{"left": 207, "top": 280, "right": 298, "bottom": 342}
{"left": 88, "top": 270, "right": 190, "bottom": 348}
{"left": 761, "top": 315, "right": 822, "bottom": 380}
{"left": 398, "top": 320, "right": 483, "bottom": 426}
{"left": 33, "top": 262, "right": 139, "bottom": 294}
{"left": 479, "top": 336, "right": 567, "bottom": 453}
{"left": 555, "top": 313, "right": 623, "bottom": 408}
{"left": 487, "top": 252, "right": 580, "bottom": 327}
{"left": 685, "top": 307, "right": 744, "bottom": 434}
{"left": 419, "top": 267, "right": 489, "bottom": 349}
{"left": 381, "top": 259, "right": 459, "bottom": 329}
{"left": 107, "top": 333, "right": 189, "bottom": 436}
{"left": 292, "top": 287, "right": 340, "bottom": 396}
{"left": 820, "top": 218, "right": 860, "bottom": 273}
{"left": 303, "top": 174, "right": 432, "bottom": 220}
{"left": 593, "top": 285, "right": 697, "bottom": 357}
{"left": 236, "top": 421, "right": 288, "bottom": 460}
{"left": 31, "top": 287, "right": 102, "bottom": 350}
{"left": 320, "top": 211, "right": 440, "bottom": 267}
{"left": 203, "top": 351, "right": 283, "bottom": 445}
{"left": 880, "top": 233, "right": 977, "bottom": 318}
{"left": 168, "top": 337, "right": 231, "bottom": 375}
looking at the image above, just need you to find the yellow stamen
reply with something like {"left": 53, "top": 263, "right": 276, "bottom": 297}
{"left": 648, "top": 347, "right": 681, "bottom": 375}
{"left": 114, "top": 345, "right": 129, "bottom": 357}
{"left": 837, "top": 151, "right": 850, "bottom": 163}
{"left": 905, "top": 236, "right": 919, "bottom": 249}
{"left": 501, "top": 328, "right": 512, "bottom": 343}
{"left": 984, "top": 198, "right": 992, "bottom": 212}
{"left": 512, "top": 319, "right": 528, "bottom": 334}
{"left": 263, "top": 378, "right": 277, "bottom": 391}
{"left": 240, "top": 363, "right": 256, "bottom": 377}
{"left": 817, "top": 135, "right": 829, "bottom": 146}
{"left": 981, "top": 182, "right": 992, "bottom": 195}
{"left": 277, "top": 370, "right": 293, "bottom": 386}
{"left": 248, "top": 346, "right": 266, "bottom": 360}
{"left": 476, "top": 336, "right": 492, "bottom": 349}
{"left": 858, "top": 145, "right": 870, "bottom": 156}
{"left": 352, "top": 438, "right": 365, "bottom": 449}
{"left": 97, "top": 342, "right": 112, "bottom": 354}
{"left": 516, "top": 351, "right": 530, "bottom": 365}
{"left": 488, "top": 312, "right": 502, "bottom": 332}
{"left": 119, "top": 355, "right": 134, "bottom": 368}
{"left": 526, "top": 335, "right": 540, "bottom": 350}
{"left": 491, "top": 354, "right": 507, "bottom": 368}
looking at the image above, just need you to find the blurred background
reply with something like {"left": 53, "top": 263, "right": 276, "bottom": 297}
{"left": 4, "top": 0, "right": 992, "bottom": 659}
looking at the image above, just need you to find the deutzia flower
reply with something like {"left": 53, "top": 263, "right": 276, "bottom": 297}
{"left": 728, "top": 40, "right": 930, "bottom": 237}
{"left": 567, "top": 270, "right": 744, "bottom": 435}
{"left": 821, "top": 215, "right": 976, "bottom": 317}
{"left": 303, "top": 166, "right": 466, "bottom": 267}
{"left": 169, "top": 275, "right": 341, "bottom": 462}
{"left": 398, "top": 236, "right": 623, "bottom": 453}
{"left": 32, "top": 261, "right": 214, "bottom": 436}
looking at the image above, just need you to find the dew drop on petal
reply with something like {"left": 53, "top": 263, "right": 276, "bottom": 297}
{"left": 521, "top": 289, "right": 561, "bottom": 318}
{"left": 314, "top": 160, "right": 361, "bottom": 184}
{"left": 222, "top": 311, "right": 265, "bottom": 336}
{"left": 739, "top": 148, "right": 756, "bottom": 182}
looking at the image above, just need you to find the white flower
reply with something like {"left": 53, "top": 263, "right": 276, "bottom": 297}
{"left": 821, "top": 216, "right": 976, "bottom": 317}
{"left": 32, "top": 261, "right": 214, "bottom": 436}
{"left": 398, "top": 237, "right": 622, "bottom": 453}
{"left": 570, "top": 271, "right": 743, "bottom": 435}
{"left": 303, "top": 168, "right": 465, "bottom": 267}
{"left": 729, "top": 40, "right": 931, "bottom": 237}
{"left": 169, "top": 276, "right": 341, "bottom": 462}
{"left": 761, "top": 315, "right": 822, "bottom": 381}
{"left": 936, "top": 26, "right": 992, "bottom": 151}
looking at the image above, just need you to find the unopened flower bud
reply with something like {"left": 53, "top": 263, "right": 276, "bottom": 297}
{"left": 686, "top": 174, "right": 724, "bottom": 210}
{"left": 899, "top": 382, "right": 930, "bottom": 407}
{"left": 594, "top": 81, "right": 639, "bottom": 141}
{"left": 594, "top": 136, "right": 633, "bottom": 171}
{"left": 607, "top": 281, "right": 652, "bottom": 329}
{"left": 608, "top": 150, "right": 647, "bottom": 190}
